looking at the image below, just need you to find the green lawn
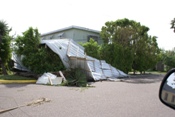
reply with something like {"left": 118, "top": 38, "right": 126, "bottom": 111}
{"left": 0, "top": 74, "right": 37, "bottom": 84}
{"left": 146, "top": 71, "right": 166, "bottom": 75}
{"left": 128, "top": 71, "right": 166, "bottom": 75}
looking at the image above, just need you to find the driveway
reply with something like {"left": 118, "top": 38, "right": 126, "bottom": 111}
{"left": 0, "top": 74, "right": 175, "bottom": 117}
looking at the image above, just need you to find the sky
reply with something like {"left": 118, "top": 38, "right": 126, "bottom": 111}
{"left": 1, "top": 0, "right": 175, "bottom": 50}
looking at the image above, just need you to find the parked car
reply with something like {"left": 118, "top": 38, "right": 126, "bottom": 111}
{"left": 159, "top": 68, "right": 175, "bottom": 110}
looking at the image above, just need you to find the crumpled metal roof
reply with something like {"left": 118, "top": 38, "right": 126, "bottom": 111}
{"left": 12, "top": 39, "right": 128, "bottom": 81}
{"left": 11, "top": 52, "right": 30, "bottom": 71}
{"left": 41, "top": 39, "right": 128, "bottom": 80}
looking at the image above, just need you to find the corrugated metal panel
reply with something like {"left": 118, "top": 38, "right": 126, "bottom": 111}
{"left": 91, "top": 72, "right": 103, "bottom": 81}
{"left": 11, "top": 52, "right": 30, "bottom": 71}
{"left": 111, "top": 67, "right": 128, "bottom": 78}
{"left": 87, "top": 60, "right": 95, "bottom": 72}
{"left": 103, "top": 69, "right": 113, "bottom": 78}
{"left": 13, "top": 38, "right": 128, "bottom": 81}
{"left": 86, "top": 56, "right": 106, "bottom": 80}
{"left": 41, "top": 39, "right": 70, "bottom": 68}
{"left": 69, "top": 57, "right": 88, "bottom": 70}
{"left": 100, "top": 60, "right": 111, "bottom": 70}
{"left": 67, "top": 39, "right": 85, "bottom": 57}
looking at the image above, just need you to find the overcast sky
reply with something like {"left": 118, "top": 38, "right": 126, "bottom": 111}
{"left": 1, "top": 0, "right": 175, "bottom": 50}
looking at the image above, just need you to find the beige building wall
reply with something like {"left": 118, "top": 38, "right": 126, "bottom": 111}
{"left": 41, "top": 27, "right": 103, "bottom": 44}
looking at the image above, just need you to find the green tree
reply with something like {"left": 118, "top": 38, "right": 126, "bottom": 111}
{"left": 132, "top": 35, "right": 159, "bottom": 73}
{"left": 170, "top": 18, "right": 175, "bottom": 33}
{"left": 100, "top": 18, "right": 149, "bottom": 45}
{"left": 164, "top": 18, "right": 175, "bottom": 70}
{"left": 0, "top": 20, "right": 12, "bottom": 75}
{"left": 146, "top": 36, "right": 160, "bottom": 70}
{"left": 100, "top": 18, "right": 159, "bottom": 74}
{"left": 163, "top": 48, "right": 175, "bottom": 70}
{"left": 100, "top": 43, "right": 133, "bottom": 73}
{"left": 81, "top": 38, "right": 100, "bottom": 59}
{"left": 15, "top": 27, "right": 65, "bottom": 74}
{"left": 15, "top": 27, "right": 40, "bottom": 56}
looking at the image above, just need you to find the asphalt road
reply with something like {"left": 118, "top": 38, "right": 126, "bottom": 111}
{"left": 0, "top": 74, "right": 175, "bottom": 117}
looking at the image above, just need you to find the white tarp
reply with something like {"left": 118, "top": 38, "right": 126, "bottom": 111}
{"left": 13, "top": 39, "right": 128, "bottom": 81}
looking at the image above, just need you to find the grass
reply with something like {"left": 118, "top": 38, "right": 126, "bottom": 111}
{"left": 146, "top": 71, "right": 166, "bottom": 75}
{"left": 0, "top": 79, "right": 36, "bottom": 84}
{"left": 0, "top": 74, "right": 37, "bottom": 84}
{"left": 129, "top": 71, "right": 166, "bottom": 75}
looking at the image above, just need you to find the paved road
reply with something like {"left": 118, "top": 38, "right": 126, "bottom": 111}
{"left": 0, "top": 75, "right": 175, "bottom": 117}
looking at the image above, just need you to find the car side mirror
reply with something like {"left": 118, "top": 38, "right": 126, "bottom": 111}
{"left": 159, "top": 68, "right": 175, "bottom": 110}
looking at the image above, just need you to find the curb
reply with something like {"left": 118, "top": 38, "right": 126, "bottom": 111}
{"left": 0, "top": 80, "right": 36, "bottom": 84}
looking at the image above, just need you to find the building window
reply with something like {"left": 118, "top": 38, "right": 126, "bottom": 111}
{"left": 49, "top": 35, "right": 53, "bottom": 39}
{"left": 87, "top": 35, "right": 98, "bottom": 42}
{"left": 57, "top": 32, "right": 64, "bottom": 39}
{"left": 42, "top": 37, "right": 46, "bottom": 40}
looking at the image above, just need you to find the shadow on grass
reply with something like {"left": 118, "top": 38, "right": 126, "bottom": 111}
{"left": 0, "top": 75, "right": 36, "bottom": 80}
{"left": 0, "top": 74, "right": 36, "bottom": 88}
{"left": 2, "top": 83, "right": 31, "bottom": 88}
{"left": 122, "top": 74, "right": 165, "bottom": 84}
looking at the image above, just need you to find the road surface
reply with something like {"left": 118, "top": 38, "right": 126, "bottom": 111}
{"left": 0, "top": 74, "right": 175, "bottom": 117}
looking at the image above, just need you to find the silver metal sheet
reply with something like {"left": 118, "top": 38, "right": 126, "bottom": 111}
{"left": 13, "top": 38, "right": 128, "bottom": 81}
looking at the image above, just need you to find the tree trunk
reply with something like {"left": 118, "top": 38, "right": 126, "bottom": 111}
{"left": 1, "top": 62, "right": 7, "bottom": 75}
{"left": 133, "top": 69, "right": 136, "bottom": 74}
{"left": 0, "top": 35, "right": 2, "bottom": 43}
{"left": 0, "top": 57, "right": 7, "bottom": 75}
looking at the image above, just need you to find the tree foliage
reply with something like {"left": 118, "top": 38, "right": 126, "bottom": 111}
{"left": 81, "top": 38, "right": 100, "bottom": 59}
{"left": 15, "top": 27, "right": 65, "bottom": 74}
{"left": 163, "top": 18, "right": 175, "bottom": 70}
{"left": 100, "top": 18, "right": 149, "bottom": 45}
{"left": 100, "top": 43, "right": 133, "bottom": 73}
{"left": 15, "top": 27, "right": 40, "bottom": 55}
{"left": 162, "top": 48, "right": 175, "bottom": 70}
{"left": 100, "top": 18, "right": 159, "bottom": 74}
{"left": 0, "top": 20, "right": 12, "bottom": 75}
{"left": 132, "top": 35, "right": 159, "bottom": 73}
{"left": 62, "top": 68, "right": 87, "bottom": 87}
{"left": 170, "top": 18, "right": 175, "bottom": 33}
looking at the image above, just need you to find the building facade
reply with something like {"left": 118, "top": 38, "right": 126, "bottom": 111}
{"left": 41, "top": 25, "right": 103, "bottom": 44}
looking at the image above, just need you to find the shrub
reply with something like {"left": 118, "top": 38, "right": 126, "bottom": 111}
{"left": 15, "top": 27, "right": 65, "bottom": 74}
{"left": 62, "top": 68, "right": 87, "bottom": 87}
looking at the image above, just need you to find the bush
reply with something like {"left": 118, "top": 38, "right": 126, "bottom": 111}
{"left": 100, "top": 43, "right": 133, "bottom": 73}
{"left": 22, "top": 46, "right": 65, "bottom": 74}
{"left": 62, "top": 68, "right": 87, "bottom": 87}
{"left": 81, "top": 38, "right": 100, "bottom": 59}
{"left": 15, "top": 27, "right": 65, "bottom": 74}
